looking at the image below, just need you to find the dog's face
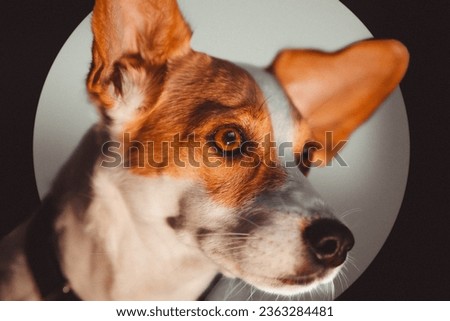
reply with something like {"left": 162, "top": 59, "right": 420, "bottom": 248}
{"left": 87, "top": 0, "right": 408, "bottom": 295}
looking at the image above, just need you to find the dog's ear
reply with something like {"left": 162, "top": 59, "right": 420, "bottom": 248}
{"left": 87, "top": 0, "right": 191, "bottom": 114}
{"left": 270, "top": 40, "right": 409, "bottom": 165}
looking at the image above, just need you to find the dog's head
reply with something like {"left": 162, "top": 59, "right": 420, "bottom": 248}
{"left": 87, "top": 0, "right": 408, "bottom": 295}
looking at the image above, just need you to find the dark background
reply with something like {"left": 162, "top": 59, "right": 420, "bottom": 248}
{"left": 1, "top": 0, "right": 449, "bottom": 300}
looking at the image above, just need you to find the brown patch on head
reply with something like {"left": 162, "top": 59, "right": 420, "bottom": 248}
{"left": 120, "top": 54, "right": 286, "bottom": 207}
{"left": 87, "top": 0, "right": 291, "bottom": 209}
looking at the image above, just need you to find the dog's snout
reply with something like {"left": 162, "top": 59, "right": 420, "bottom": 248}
{"left": 303, "top": 219, "right": 354, "bottom": 268}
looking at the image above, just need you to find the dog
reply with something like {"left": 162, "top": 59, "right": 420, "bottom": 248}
{"left": 0, "top": 0, "right": 408, "bottom": 300}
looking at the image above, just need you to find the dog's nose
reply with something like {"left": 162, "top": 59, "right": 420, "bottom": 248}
{"left": 303, "top": 218, "right": 355, "bottom": 268}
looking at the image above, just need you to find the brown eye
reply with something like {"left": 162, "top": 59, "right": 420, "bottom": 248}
{"left": 213, "top": 127, "right": 243, "bottom": 153}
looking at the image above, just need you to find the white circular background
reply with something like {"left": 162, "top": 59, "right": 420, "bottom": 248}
{"left": 34, "top": 0, "right": 409, "bottom": 300}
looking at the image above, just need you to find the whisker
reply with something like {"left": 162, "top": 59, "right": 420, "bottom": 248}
{"left": 339, "top": 269, "right": 349, "bottom": 289}
{"left": 233, "top": 281, "right": 249, "bottom": 299}
{"left": 336, "top": 272, "right": 344, "bottom": 292}
{"left": 195, "top": 237, "right": 258, "bottom": 249}
{"left": 236, "top": 215, "right": 262, "bottom": 228}
{"left": 218, "top": 245, "right": 249, "bottom": 252}
{"left": 195, "top": 232, "right": 252, "bottom": 237}
{"left": 346, "top": 254, "right": 360, "bottom": 272}
{"left": 338, "top": 208, "right": 362, "bottom": 221}
{"left": 330, "top": 280, "right": 336, "bottom": 300}
{"left": 224, "top": 279, "right": 242, "bottom": 300}
{"left": 247, "top": 285, "right": 257, "bottom": 301}
{"left": 194, "top": 235, "right": 258, "bottom": 244}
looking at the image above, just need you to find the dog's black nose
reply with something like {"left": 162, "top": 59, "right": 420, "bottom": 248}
{"left": 303, "top": 218, "right": 355, "bottom": 268}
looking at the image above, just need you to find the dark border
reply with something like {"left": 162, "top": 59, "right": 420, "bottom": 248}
{"left": 337, "top": 0, "right": 450, "bottom": 300}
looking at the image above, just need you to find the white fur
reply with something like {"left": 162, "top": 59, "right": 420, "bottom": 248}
{"left": 55, "top": 166, "right": 218, "bottom": 300}
{"left": 107, "top": 68, "right": 147, "bottom": 137}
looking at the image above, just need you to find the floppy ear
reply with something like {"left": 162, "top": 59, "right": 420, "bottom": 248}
{"left": 87, "top": 0, "right": 192, "bottom": 111}
{"left": 270, "top": 39, "right": 409, "bottom": 165}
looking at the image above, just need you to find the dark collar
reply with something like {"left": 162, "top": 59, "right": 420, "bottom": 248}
{"left": 25, "top": 197, "right": 80, "bottom": 300}
{"left": 197, "top": 273, "right": 222, "bottom": 301}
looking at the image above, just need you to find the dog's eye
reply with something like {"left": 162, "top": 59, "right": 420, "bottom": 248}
{"left": 213, "top": 127, "right": 243, "bottom": 153}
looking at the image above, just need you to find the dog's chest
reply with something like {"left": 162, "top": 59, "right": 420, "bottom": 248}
{"left": 55, "top": 168, "right": 218, "bottom": 300}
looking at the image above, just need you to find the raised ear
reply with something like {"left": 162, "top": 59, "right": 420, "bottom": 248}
{"left": 87, "top": 0, "right": 192, "bottom": 109}
{"left": 270, "top": 39, "right": 409, "bottom": 165}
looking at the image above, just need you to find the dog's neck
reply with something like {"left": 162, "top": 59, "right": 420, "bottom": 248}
{"left": 55, "top": 164, "right": 218, "bottom": 300}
